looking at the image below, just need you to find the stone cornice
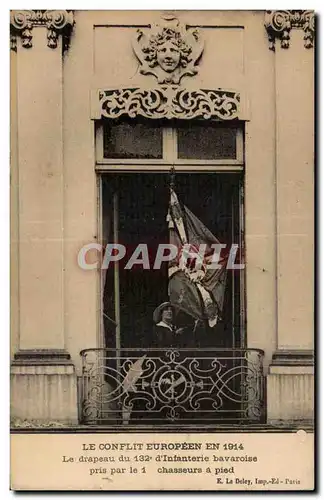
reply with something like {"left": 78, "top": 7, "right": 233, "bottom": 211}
{"left": 12, "top": 349, "right": 73, "bottom": 368}
{"left": 264, "top": 10, "right": 315, "bottom": 50}
{"left": 271, "top": 349, "right": 314, "bottom": 367}
{"left": 10, "top": 10, "right": 74, "bottom": 51}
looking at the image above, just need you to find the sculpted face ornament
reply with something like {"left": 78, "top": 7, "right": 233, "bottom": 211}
{"left": 156, "top": 39, "right": 181, "bottom": 73}
{"left": 132, "top": 18, "right": 204, "bottom": 84}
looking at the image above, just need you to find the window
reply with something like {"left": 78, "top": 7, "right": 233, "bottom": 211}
{"left": 97, "top": 119, "right": 245, "bottom": 352}
{"left": 96, "top": 119, "right": 243, "bottom": 169}
{"left": 177, "top": 123, "right": 237, "bottom": 160}
{"left": 90, "top": 118, "right": 251, "bottom": 426}
{"left": 101, "top": 172, "right": 244, "bottom": 350}
{"left": 103, "top": 121, "right": 163, "bottom": 159}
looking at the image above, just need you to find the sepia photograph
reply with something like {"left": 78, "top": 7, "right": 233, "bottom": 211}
{"left": 9, "top": 8, "right": 315, "bottom": 491}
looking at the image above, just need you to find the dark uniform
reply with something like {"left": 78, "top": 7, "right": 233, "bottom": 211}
{"left": 152, "top": 322, "right": 182, "bottom": 348}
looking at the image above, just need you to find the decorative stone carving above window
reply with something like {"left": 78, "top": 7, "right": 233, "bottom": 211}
{"left": 264, "top": 10, "right": 315, "bottom": 50}
{"left": 132, "top": 15, "right": 204, "bottom": 84}
{"left": 10, "top": 10, "right": 74, "bottom": 51}
{"left": 93, "top": 86, "right": 240, "bottom": 121}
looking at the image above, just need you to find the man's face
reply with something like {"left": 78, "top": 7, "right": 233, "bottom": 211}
{"left": 161, "top": 306, "right": 173, "bottom": 323}
{"left": 156, "top": 41, "right": 180, "bottom": 73}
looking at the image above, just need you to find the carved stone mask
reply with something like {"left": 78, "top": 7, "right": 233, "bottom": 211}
{"left": 156, "top": 40, "right": 181, "bottom": 73}
{"left": 132, "top": 17, "right": 204, "bottom": 85}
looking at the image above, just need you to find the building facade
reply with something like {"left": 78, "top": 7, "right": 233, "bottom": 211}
{"left": 10, "top": 10, "right": 314, "bottom": 429}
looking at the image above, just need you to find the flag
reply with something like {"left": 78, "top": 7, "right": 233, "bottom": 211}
{"left": 167, "top": 189, "right": 227, "bottom": 327}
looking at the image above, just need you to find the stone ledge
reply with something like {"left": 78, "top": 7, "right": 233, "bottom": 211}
{"left": 267, "top": 418, "right": 314, "bottom": 428}
{"left": 12, "top": 349, "right": 72, "bottom": 366}
{"left": 10, "top": 418, "right": 68, "bottom": 429}
{"left": 11, "top": 364, "right": 75, "bottom": 375}
{"left": 271, "top": 349, "right": 314, "bottom": 366}
{"left": 10, "top": 422, "right": 315, "bottom": 433}
{"left": 269, "top": 365, "right": 314, "bottom": 375}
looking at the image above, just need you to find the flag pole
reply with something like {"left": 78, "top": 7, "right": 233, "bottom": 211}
{"left": 231, "top": 192, "right": 235, "bottom": 349}
{"left": 169, "top": 165, "right": 175, "bottom": 190}
{"left": 168, "top": 165, "right": 175, "bottom": 308}
{"left": 113, "top": 191, "right": 121, "bottom": 383}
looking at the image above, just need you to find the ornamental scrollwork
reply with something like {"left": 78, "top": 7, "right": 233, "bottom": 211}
{"left": 97, "top": 86, "right": 240, "bottom": 121}
{"left": 302, "top": 11, "right": 315, "bottom": 49}
{"left": 132, "top": 15, "right": 204, "bottom": 84}
{"left": 264, "top": 10, "right": 315, "bottom": 50}
{"left": 10, "top": 10, "right": 74, "bottom": 51}
{"left": 80, "top": 348, "right": 264, "bottom": 424}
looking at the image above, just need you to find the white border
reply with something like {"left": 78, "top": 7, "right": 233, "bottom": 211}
{"left": 2, "top": 3, "right": 320, "bottom": 499}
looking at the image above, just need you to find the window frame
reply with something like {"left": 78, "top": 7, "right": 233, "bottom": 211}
{"left": 96, "top": 119, "right": 246, "bottom": 352}
{"left": 95, "top": 123, "right": 244, "bottom": 171}
{"left": 99, "top": 171, "right": 246, "bottom": 353}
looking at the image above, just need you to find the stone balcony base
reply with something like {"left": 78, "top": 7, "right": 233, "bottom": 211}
{"left": 267, "top": 350, "right": 314, "bottom": 425}
{"left": 11, "top": 350, "right": 78, "bottom": 425}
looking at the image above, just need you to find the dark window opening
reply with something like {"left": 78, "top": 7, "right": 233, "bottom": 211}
{"left": 102, "top": 173, "right": 244, "bottom": 351}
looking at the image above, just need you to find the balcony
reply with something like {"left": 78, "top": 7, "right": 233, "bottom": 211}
{"left": 80, "top": 348, "right": 265, "bottom": 426}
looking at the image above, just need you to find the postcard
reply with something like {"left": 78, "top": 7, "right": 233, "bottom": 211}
{"left": 10, "top": 9, "right": 315, "bottom": 491}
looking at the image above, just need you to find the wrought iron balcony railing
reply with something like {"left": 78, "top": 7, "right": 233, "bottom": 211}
{"left": 80, "top": 348, "right": 265, "bottom": 426}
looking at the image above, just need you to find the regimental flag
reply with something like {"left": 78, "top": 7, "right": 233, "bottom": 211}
{"left": 167, "top": 189, "right": 227, "bottom": 328}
